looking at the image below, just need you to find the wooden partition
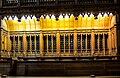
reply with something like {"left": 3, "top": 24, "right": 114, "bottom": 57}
{"left": 14, "top": 56, "right": 120, "bottom": 76}
{"left": 0, "top": 57, "right": 12, "bottom": 75}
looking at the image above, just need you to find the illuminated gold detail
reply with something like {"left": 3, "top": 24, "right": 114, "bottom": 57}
{"left": 0, "top": 13, "right": 118, "bottom": 57}
{"left": 3, "top": 13, "right": 114, "bottom": 31}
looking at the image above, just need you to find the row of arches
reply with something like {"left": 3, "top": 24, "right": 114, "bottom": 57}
{"left": 2, "top": 13, "right": 115, "bottom": 31}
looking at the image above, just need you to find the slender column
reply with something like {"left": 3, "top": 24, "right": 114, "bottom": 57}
{"left": 117, "top": 26, "right": 120, "bottom": 56}
{"left": 74, "top": 31, "right": 77, "bottom": 55}
{"left": 73, "top": 16, "right": 78, "bottom": 55}
{"left": 0, "top": 15, "right": 2, "bottom": 57}
{"left": 5, "top": 36, "right": 6, "bottom": 52}
{"left": 1, "top": 34, "right": 4, "bottom": 56}
{"left": 115, "top": 12, "right": 120, "bottom": 56}
{"left": 56, "top": 32, "right": 60, "bottom": 55}
{"left": 98, "top": 34, "right": 100, "bottom": 55}
{"left": 1, "top": 31, "right": 3, "bottom": 56}
{"left": 13, "top": 36, "right": 15, "bottom": 56}
{"left": 7, "top": 32, "right": 11, "bottom": 56}
{"left": 111, "top": 33, "right": 114, "bottom": 52}
{"left": 86, "top": 34, "right": 87, "bottom": 53}
{"left": 5, "top": 36, "right": 7, "bottom": 55}
{"left": 116, "top": 24, "right": 120, "bottom": 56}
{"left": 40, "top": 32, "right": 43, "bottom": 55}
{"left": 64, "top": 34, "right": 65, "bottom": 54}
{"left": 23, "top": 33, "right": 27, "bottom": 55}
{"left": 108, "top": 31, "right": 112, "bottom": 55}
{"left": 3, "top": 35, "right": 5, "bottom": 52}
{"left": 68, "top": 34, "right": 70, "bottom": 54}
{"left": 52, "top": 35, "right": 53, "bottom": 53}
{"left": 30, "top": 35, "right": 32, "bottom": 54}
{"left": 18, "top": 36, "right": 20, "bottom": 53}
{"left": 112, "top": 33, "right": 114, "bottom": 49}
{"left": 5, "top": 36, "right": 7, "bottom": 51}
{"left": 35, "top": 35, "right": 36, "bottom": 53}
{"left": 114, "top": 26, "right": 117, "bottom": 55}
{"left": 47, "top": 35, "right": 48, "bottom": 53}
{"left": 103, "top": 33, "right": 105, "bottom": 55}
{"left": 81, "top": 33, "right": 82, "bottom": 54}
{"left": 91, "top": 31, "right": 95, "bottom": 56}
{"left": 4, "top": 36, "right": 6, "bottom": 52}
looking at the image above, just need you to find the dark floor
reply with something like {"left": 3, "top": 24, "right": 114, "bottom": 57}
{"left": 5, "top": 76, "right": 120, "bottom": 78}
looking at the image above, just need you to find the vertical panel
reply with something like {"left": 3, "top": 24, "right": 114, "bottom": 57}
{"left": 27, "top": 36, "right": 30, "bottom": 52}
{"left": 43, "top": 35, "right": 47, "bottom": 53}
{"left": 48, "top": 35, "right": 52, "bottom": 52}
{"left": 13, "top": 19, "right": 19, "bottom": 31}
{"left": 100, "top": 16, "right": 104, "bottom": 28}
{"left": 70, "top": 34, "right": 74, "bottom": 53}
{"left": 26, "top": 19, "right": 31, "bottom": 31}
{"left": 94, "top": 19, "right": 99, "bottom": 29}
{"left": 95, "top": 34, "right": 98, "bottom": 50}
{"left": 104, "top": 13, "right": 109, "bottom": 28}
{"left": 53, "top": 35, "right": 56, "bottom": 52}
{"left": 10, "top": 36, "right": 14, "bottom": 52}
{"left": 91, "top": 31, "right": 94, "bottom": 55}
{"left": 81, "top": 33, "right": 82, "bottom": 54}
{"left": 36, "top": 21, "right": 40, "bottom": 30}
{"left": 40, "top": 33, "right": 43, "bottom": 55}
{"left": 2, "top": 35, "right": 4, "bottom": 52}
{"left": 59, "top": 15, "right": 64, "bottom": 30}
{"left": 91, "top": 14, "right": 94, "bottom": 28}
{"left": 99, "top": 34, "right": 103, "bottom": 51}
{"left": 20, "top": 36, "right": 23, "bottom": 52}
{"left": 31, "top": 36, "right": 35, "bottom": 52}
{"left": 4, "top": 36, "right": 7, "bottom": 51}
{"left": 15, "top": 36, "right": 18, "bottom": 52}
{"left": 114, "top": 27, "right": 117, "bottom": 55}
{"left": 40, "top": 16, "right": 44, "bottom": 29}
{"left": 70, "top": 14, "right": 74, "bottom": 29}
{"left": 87, "top": 16, "right": 91, "bottom": 29}
{"left": 86, "top": 34, "right": 87, "bottom": 52}
{"left": 108, "top": 31, "right": 112, "bottom": 55}
{"left": 36, "top": 36, "right": 40, "bottom": 52}
{"left": 73, "top": 31, "right": 77, "bottom": 55}
{"left": 57, "top": 32, "right": 60, "bottom": 54}
{"left": 78, "top": 15, "right": 82, "bottom": 28}
{"left": 82, "top": 34, "right": 86, "bottom": 50}
{"left": 65, "top": 14, "right": 69, "bottom": 29}
{"left": 23, "top": 34, "right": 26, "bottom": 53}
{"left": 46, "top": 15, "right": 50, "bottom": 29}
{"left": 30, "top": 19, "right": 35, "bottom": 31}
{"left": 77, "top": 34, "right": 81, "bottom": 52}
{"left": 103, "top": 34, "right": 105, "bottom": 55}
{"left": 60, "top": 35, "right": 64, "bottom": 52}
{"left": 51, "top": 15, "right": 57, "bottom": 30}
{"left": 82, "top": 16, "right": 86, "bottom": 29}
{"left": 65, "top": 34, "right": 69, "bottom": 52}
{"left": 18, "top": 36, "right": 20, "bottom": 52}
{"left": 87, "top": 34, "right": 91, "bottom": 50}
{"left": 109, "top": 13, "right": 113, "bottom": 28}
{"left": 105, "top": 34, "right": 108, "bottom": 54}
{"left": 21, "top": 18, "right": 26, "bottom": 31}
